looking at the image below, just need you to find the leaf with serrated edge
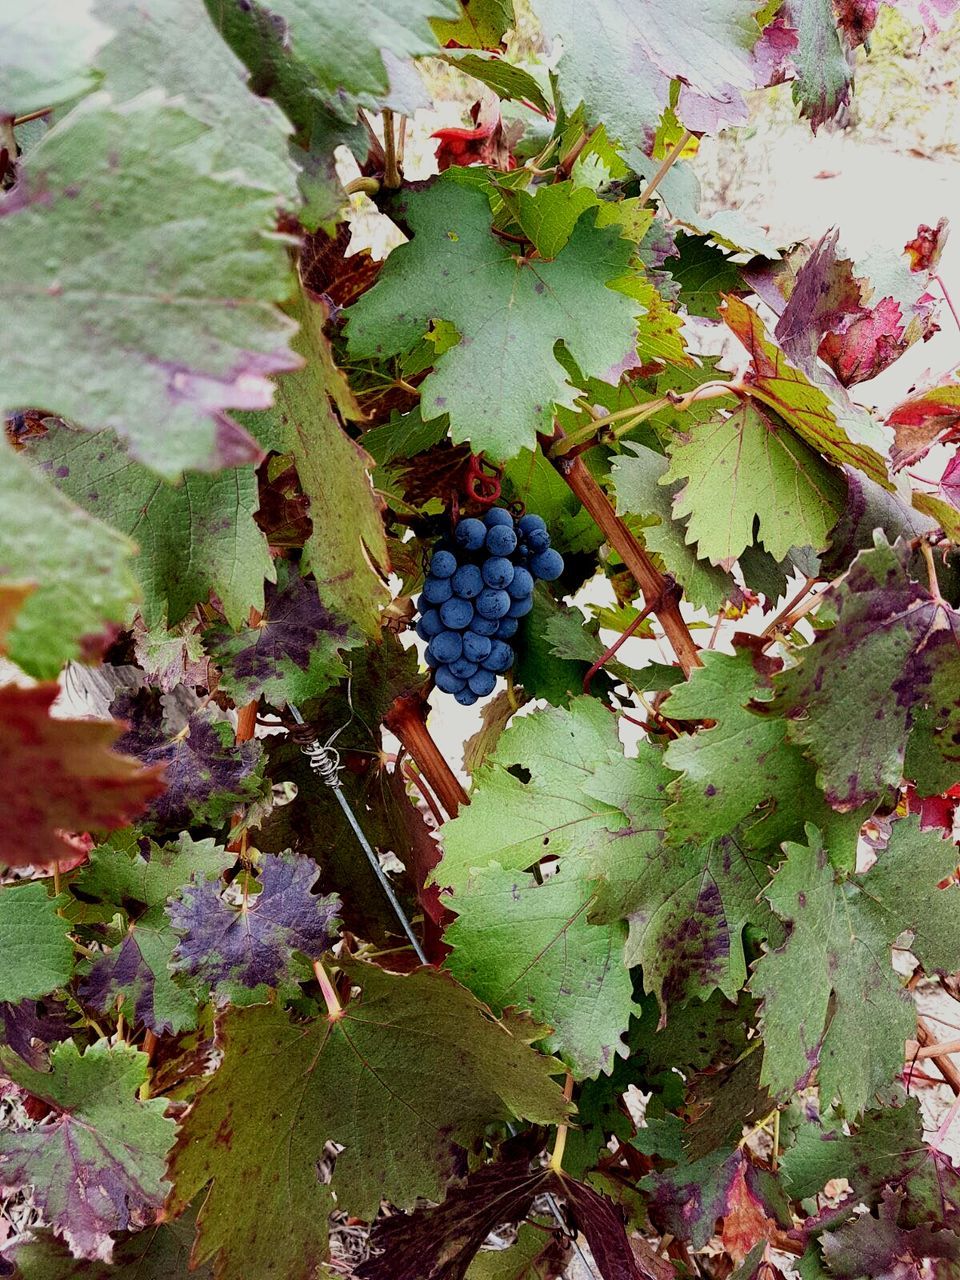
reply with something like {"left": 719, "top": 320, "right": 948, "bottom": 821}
{"left": 167, "top": 960, "right": 569, "bottom": 1280}
{"left": 0, "top": 883, "right": 73, "bottom": 1003}
{"left": 0, "top": 94, "right": 298, "bottom": 477}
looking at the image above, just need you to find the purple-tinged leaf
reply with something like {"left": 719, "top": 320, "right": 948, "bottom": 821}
{"left": 775, "top": 230, "right": 864, "bottom": 373}
{"left": 79, "top": 927, "right": 200, "bottom": 1036}
{"left": 169, "top": 852, "right": 340, "bottom": 998}
{"left": 0, "top": 998, "right": 72, "bottom": 1070}
{"left": 821, "top": 1190, "right": 960, "bottom": 1279}
{"left": 643, "top": 1148, "right": 786, "bottom": 1251}
{"left": 0, "top": 1039, "right": 175, "bottom": 1262}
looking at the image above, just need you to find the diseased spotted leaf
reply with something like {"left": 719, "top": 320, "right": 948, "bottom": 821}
{"left": 786, "top": 0, "right": 852, "bottom": 129}
{"left": 821, "top": 1190, "right": 960, "bottom": 1280}
{"left": 169, "top": 852, "right": 340, "bottom": 999}
{"left": 203, "top": 560, "right": 356, "bottom": 707}
{"left": 0, "top": 442, "right": 138, "bottom": 678}
{"left": 167, "top": 960, "right": 570, "bottom": 1279}
{"left": 0, "top": 684, "right": 166, "bottom": 870}
{"left": 445, "top": 861, "right": 638, "bottom": 1078}
{"left": 775, "top": 536, "right": 960, "bottom": 810}
{"left": 752, "top": 819, "right": 960, "bottom": 1115}
{"left": 821, "top": 468, "right": 937, "bottom": 577}
{"left": 683, "top": 1048, "right": 771, "bottom": 1162}
{"left": 721, "top": 296, "right": 891, "bottom": 488}
{"left": 662, "top": 400, "right": 844, "bottom": 565}
{"left": 0, "top": 94, "right": 298, "bottom": 477}
{"left": 243, "top": 283, "right": 390, "bottom": 634}
{"left": 611, "top": 443, "right": 735, "bottom": 613}
{"left": 904, "top": 651, "right": 960, "bottom": 796}
{"left": 0, "top": 883, "right": 73, "bottom": 1003}
{"left": 0, "top": 1039, "right": 176, "bottom": 1261}
{"left": 345, "top": 169, "right": 646, "bottom": 461}
{"left": 661, "top": 646, "right": 862, "bottom": 862}
{"left": 643, "top": 1148, "right": 785, "bottom": 1251}
{"left": 533, "top": 0, "right": 763, "bottom": 148}
{"left": 29, "top": 421, "right": 274, "bottom": 630}
{"left": 0, "top": 0, "right": 110, "bottom": 115}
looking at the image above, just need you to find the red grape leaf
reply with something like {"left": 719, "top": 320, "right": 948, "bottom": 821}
{"left": 643, "top": 1148, "right": 786, "bottom": 1251}
{"left": 0, "top": 684, "right": 165, "bottom": 870}
{"left": 721, "top": 295, "right": 891, "bottom": 487}
{"left": 168, "top": 851, "right": 340, "bottom": 999}
{"left": 0, "top": 1039, "right": 175, "bottom": 1261}
{"left": 888, "top": 379, "right": 960, "bottom": 469}
{"left": 904, "top": 218, "right": 948, "bottom": 273}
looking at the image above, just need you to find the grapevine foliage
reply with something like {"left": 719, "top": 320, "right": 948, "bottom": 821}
{"left": 2, "top": 2, "right": 960, "bottom": 1278}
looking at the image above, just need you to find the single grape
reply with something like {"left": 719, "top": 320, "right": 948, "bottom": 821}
{"left": 448, "top": 657, "right": 479, "bottom": 680}
{"left": 471, "top": 614, "right": 499, "bottom": 637}
{"left": 468, "top": 668, "right": 497, "bottom": 697}
{"left": 507, "top": 566, "right": 534, "bottom": 599}
{"left": 531, "top": 548, "right": 564, "bottom": 581}
{"left": 454, "top": 518, "right": 486, "bottom": 551}
{"left": 484, "top": 507, "right": 514, "bottom": 528}
{"left": 517, "top": 513, "right": 546, "bottom": 537}
{"left": 440, "top": 596, "right": 474, "bottom": 631}
{"left": 462, "top": 631, "right": 492, "bottom": 663}
{"left": 482, "top": 556, "right": 514, "bottom": 589}
{"left": 430, "top": 548, "right": 457, "bottom": 578}
{"left": 507, "top": 593, "right": 534, "bottom": 618}
{"left": 435, "top": 665, "right": 467, "bottom": 694}
{"left": 484, "top": 640, "right": 514, "bottom": 673}
{"left": 422, "top": 574, "right": 453, "bottom": 605}
{"left": 485, "top": 524, "right": 518, "bottom": 556}
{"left": 416, "top": 608, "right": 443, "bottom": 641}
{"left": 431, "top": 630, "right": 463, "bottom": 664}
{"left": 476, "top": 588, "right": 511, "bottom": 620}
{"left": 495, "top": 617, "right": 519, "bottom": 639}
{"left": 452, "top": 563, "right": 484, "bottom": 599}
{"left": 454, "top": 687, "right": 479, "bottom": 706}
{"left": 525, "top": 526, "right": 551, "bottom": 553}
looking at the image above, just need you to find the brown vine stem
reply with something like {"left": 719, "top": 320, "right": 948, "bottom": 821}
{"left": 548, "top": 441, "right": 702, "bottom": 676}
{"left": 907, "top": 1036, "right": 960, "bottom": 1060}
{"left": 382, "top": 109, "right": 401, "bottom": 189}
{"left": 638, "top": 129, "right": 693, "bottom": 206}
{"left": 916, "top": 1017, "right": 960, "bottom": 1096}
{"left": 384, "top": 691, "right": 470, "bottom": 817}
{"left": 759, "top": 575, "right": 822, "bottom": 644}
{"left": 12, "top": 107, "right": 52, "bottom": 126}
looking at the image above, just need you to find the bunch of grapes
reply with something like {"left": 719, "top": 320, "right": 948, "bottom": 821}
{"left": 415, "top": 509, "right": 564, "bottom": 705}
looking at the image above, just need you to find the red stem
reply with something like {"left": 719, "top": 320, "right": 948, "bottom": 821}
{"left": 384, "top": 692, "right": 469, "bottom": 818}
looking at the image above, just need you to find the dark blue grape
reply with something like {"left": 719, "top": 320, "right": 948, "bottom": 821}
{"left": 525, "top": 527, "right": 551, "bottom": 553}
{"left": 476, "top": 588, "right": 511, "bottom": 620}
{"left": 431, "top": 630, "right": 462, "bottom": 664}
{"left": 507, "top": 593, "right": 534, "bottom": 618}
{"left": 440, "top": 596, "right": 474, "bottom": 630}
{"left": 454, "top": 518, "right": 486, "bottom": 551}
{"left": 507, "top": 566, "right": 534, "bottom": 599}
{"left": 435, "top": 666, "right": 466, "bottom": 694}
{"left": 422, "top": 574, "right": 453, "bottom": 605}
{"left": 462, "top": 631, "right": 492, "bottom": 663}
{"left": 454, "top": 687, "right": 479, "bottom": 706}
{"left": 484, "top": 640, "right": 514, "bottom": 673}
{"left": 448, "top": 657, "right": 479, "bottom": 680}
{"left": 531, "top": 548, "right": 564, "bottom": 581}
{"left": 485, "top": 524, "right": 518, "bottom": 556}
{"left": 482, "top": 556, "right": 514, "bottom": 589}
{"left": 484, "top": 507, "right": 514, "bottom": 528}
{"left": 468, "top": 669, "right": 496, "bottom": 697}
{"left": 430, "top": 548, "right": 457, "bottom": 578}
{"left": 452, "top": 563, "right": 484, "bottom": 599}
{"left": 471, "top": 614, "right": 499, "bottom": 636}
{"left": 416, "top": 609, "right": 443, "bottom": 641}
{"left": 518, "top": 514, "right": 546, "bottom": 537}
{"left": 495, "top": 617, "right": 519, "bottom": 639}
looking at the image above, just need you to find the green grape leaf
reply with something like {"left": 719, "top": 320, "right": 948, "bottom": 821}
{"left": 533, "top": 0, "right": 762, "bottom": 146}
{"left": 721, "top": 296, "right": 891, "bottom": 488}
{"left": 0, "top": 883, "right": 73, "bottom": 1003}
{"left": 513, "top": 589, "right": 595, "bottom": 706}
{"left": 661, "top": 646, "right": 861, "bottom": 861}
{"left": 30, "top": 422, "right": 273, "bottom": 630}
{"left": 0, "top": 0, "right": 110, "bottom": 115}
{"left": 669, "top": 234, "right": 745, "bottom": 318}
{"left": 96, "top": 0, "right": 298, "bottom": 202}
{"left": 345, "top": 169, "right": 645, "bottom": 461}
{"left": 432, "top": 0, "right": 516, "bottom": 48}
{"left": 244, "top": 284, "right": 390, "bottom": 634}
{"left": 662, "top": 401, "right": 845, "bottom": 566}
{"left": 203, "top": 560, "right": 357, "bottom": 706}
{"left": 0, "top": 441, "right": 138, "bottom": 678}
{"left": 0, "top": 1039, "right": 176, "bottom": 1261}
{"left": 252, "top": 0, "right": 459, "bottom": 121}
{"left": 167, "top": 960, "right": 570, "bottom": 1279}
{"left": 751, "top": 819, "right": 960, "bottom": 1115}
{"left": 789, "top": 0, "right": 852, "bottom": 129}
{"left": 0, "top": 94, "right": 298, "bottom": 477}
{"left": 441, "top": 51, "right": 551, "bottom": 115}
{"left": 611, "top": 443, "right": 735, "bottom": 613}
{"left": 499, "top": 178, "right": 600, "bottom": 259}
{"left": 445, "top": 861, "right": 637, "bottom": 1078}
{"left": 775, "top": 536, "right": 960, "bottom": 810}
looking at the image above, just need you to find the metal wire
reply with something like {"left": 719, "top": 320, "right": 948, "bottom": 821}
{"left": 287, "top": 702, "right": 597, "bottom": 1280}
